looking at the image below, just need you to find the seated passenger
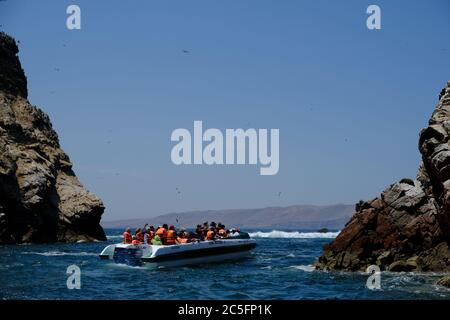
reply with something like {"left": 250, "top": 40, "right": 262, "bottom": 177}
{"left": 151, "top": 234, "right": 163, "bottom": 245}
{"left": 195, "top": 224, "right": 203, "bottom": 239}
{"left": 217, "top": 223, "right": 227, "bottom": 238}
{"left": 176, "top": 230, "right": 189, "bottom": 244}
{"left": 135, "top": 228, "right": 144, "bottom": 243}
{"left": 143, "top": 225, "right": 152, "bottom": 244}
{"left": 166, "top": 225, "right": 176, "bottom": 245}
{"left": 131, "top": 235, "right": 141, "bottom": 245}
{"left": 206, "top": 227, "right": 216, "bottom": 241}
{"left": 156, "top": 225, "right": 167, "bottom": 244}
{"left": 123, "top": 228, "right": 132, "bottom": 244}
{"left": 148, "top": 225, "right": 155, "bottom": 241}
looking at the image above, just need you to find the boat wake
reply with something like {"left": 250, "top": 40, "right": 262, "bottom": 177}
{"left": 21, "top": 251, "right": 98, "bottom": 257}
{"left": 249, "top": 230, "right": 340, "bottom": 239}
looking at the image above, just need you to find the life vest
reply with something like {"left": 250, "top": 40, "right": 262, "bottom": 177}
{"left": 123, "top": 232, "right": 132, "bottom": 244}
{"left": 156, "top": 227, "right": 167, "bottom": 237}
{"left": 151, "top": 235, "right": 163, "bottom": 245}
{"left": 206, "top": 230, "right": 215, "bottom": 240}
{"left": 218, "top": 229, "right": 226, "bottom": 237}
{"left": 136, "top": 232, "right": 144, "bottom": 243}
{"left": 166, "top": 230, "right": 176, "bottom": 245}
{"left": 177, "top": 236, "right": 188, "bottom": 244}
{"left": 132, "top": 239, "right": 140, "bottom": 245}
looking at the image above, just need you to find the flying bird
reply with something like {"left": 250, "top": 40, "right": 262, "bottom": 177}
{"left": 182, "top": 50, "right": 190, "bottom": 54}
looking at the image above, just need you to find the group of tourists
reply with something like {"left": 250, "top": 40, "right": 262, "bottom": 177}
{"left": 122, "top": 222, "right": 234, "bottom": 245}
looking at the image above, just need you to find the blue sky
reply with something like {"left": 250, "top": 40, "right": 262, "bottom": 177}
{"left": 0, "top": 0, "right": 449, "bottom": 220}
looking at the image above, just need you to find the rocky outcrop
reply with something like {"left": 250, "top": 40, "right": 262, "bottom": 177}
{"left": 437, "top": 275, "right": 450, "bottom": 288}
{"left": 315, "top": 81, "right": 450, "bottom": 271}
{"left": 0, "top": 32, "right": 106, "bottom": 243}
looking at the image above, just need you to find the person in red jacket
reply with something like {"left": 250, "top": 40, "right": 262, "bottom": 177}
{"left": 123, "top": 228, "right": 132, "bottom": 244}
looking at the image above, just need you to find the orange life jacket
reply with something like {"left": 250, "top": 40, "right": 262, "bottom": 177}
{"left": 123, "top": 232, "right": 132, "bottom": 244}
{"left": 156, "top": 227, "right": 166, "bottom": 237}
{"left": 206, "top": 230, "right": 215, "bottom": 240}
{"left": 132, "top": 239, "right": 140, "bottom": 245}
{"left": 166, "top": 230, "right": 176, "bottom": 245}
{"left": 136, "top": 232, "right": 144, "bottom": 243}
{"left": 156, "top": 228, "right": 167, "bottom": 244}
{"left": 218, "top": 229, "right": 226, "bottom": 236}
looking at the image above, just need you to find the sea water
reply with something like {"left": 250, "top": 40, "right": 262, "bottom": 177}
{"left": 1, "top": 229, "right": 449, "bottom": 300}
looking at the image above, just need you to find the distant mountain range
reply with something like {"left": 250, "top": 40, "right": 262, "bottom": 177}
{"left": 101, "top": 204, "right": 355, "bottom": 230}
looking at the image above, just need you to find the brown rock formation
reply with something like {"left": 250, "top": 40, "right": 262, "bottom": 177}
{"left": 316, "top": 81, "right": 450, "bottom": 272}
{"left": 0, "top": 32, "right": 106, "bottom": 243}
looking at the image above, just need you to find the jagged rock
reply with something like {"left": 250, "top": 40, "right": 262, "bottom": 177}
{"left": 0, "top": 32, "right": 106, "bottom": 243}
{"left": 437, "top": 275, "right": 450, "bottom": 288}
{"left": 315, "top": 81, "right": 450, "bottom": 271}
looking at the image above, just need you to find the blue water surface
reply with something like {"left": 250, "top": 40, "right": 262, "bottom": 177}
{"left": 1, "top": 229, "right": 449, "bottom": 300}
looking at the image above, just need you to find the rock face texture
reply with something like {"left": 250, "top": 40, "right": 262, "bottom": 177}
{"left": 316, "top": 81, "right": 450, "bottom": 272}
{"left": 0, "top": 32, "right": 106, "bottom": 243}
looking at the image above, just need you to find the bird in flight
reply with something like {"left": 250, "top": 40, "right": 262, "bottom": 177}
{"left": 182, "top": 50, "right": 190, "bottom": 54}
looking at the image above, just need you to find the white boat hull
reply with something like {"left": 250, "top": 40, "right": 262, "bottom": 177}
{"left": 99, "top": 238, "right": 257, "bottom": 268}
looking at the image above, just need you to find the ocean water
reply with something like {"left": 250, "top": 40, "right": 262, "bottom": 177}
{"left": 1, "top": 229, "right": 449, "bottom": 300}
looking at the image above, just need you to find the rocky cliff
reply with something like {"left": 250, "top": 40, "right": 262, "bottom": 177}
{"left": 316, "top": 81, "right": 450, "bottom": 272}
{"left": 0, "top": 32, "right": 106, "bottom": 243}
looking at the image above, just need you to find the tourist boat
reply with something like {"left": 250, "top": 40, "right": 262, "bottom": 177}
{"left": 99, "top": 235, "right": 257, "bottom": 268}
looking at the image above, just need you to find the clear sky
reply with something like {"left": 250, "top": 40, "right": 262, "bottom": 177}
{"left": 1, "top": 0, "right": 449, "bottom": 220}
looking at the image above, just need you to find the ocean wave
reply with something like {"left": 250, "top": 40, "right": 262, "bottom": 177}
{"left": 249, "top": 230, "right": 340, "bottom": 239}
{"left": 289, "top": 265, "right": 315, "bottom": 272}
{"left": 21, "top": 251, "right": 97, "bottom": 257}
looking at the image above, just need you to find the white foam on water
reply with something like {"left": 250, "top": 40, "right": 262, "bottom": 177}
{"left": 289, "top": 265, "right": 315, "bottom": 272}
{"left": 21, "top": 251, "right": 97, "bottom": 257}
{"left": 249, "top": 230, "right": 340, "bottom": 239}
{"left": 107, "top": 235, "right": 123, "bottom": 240}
